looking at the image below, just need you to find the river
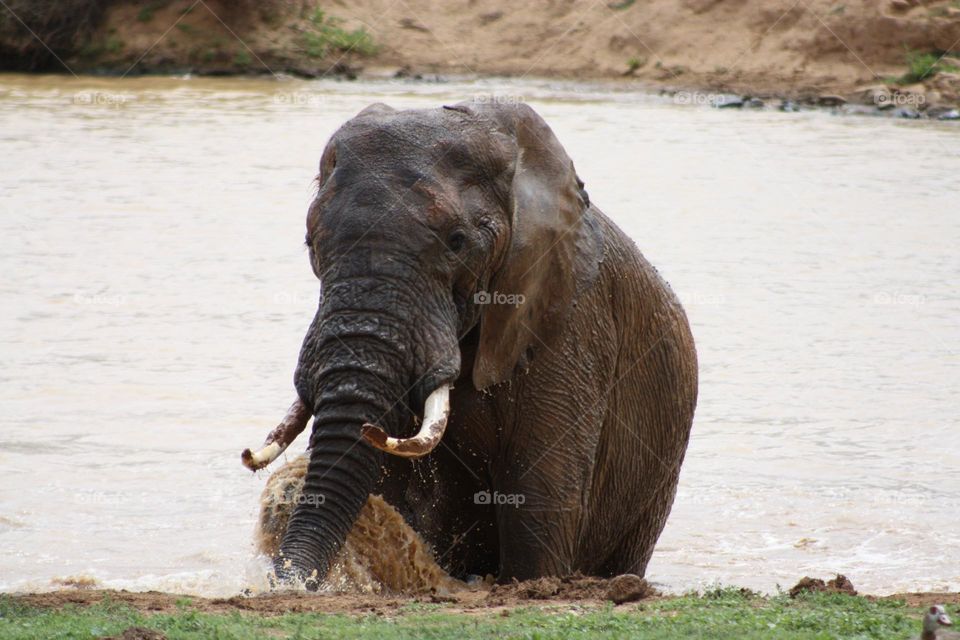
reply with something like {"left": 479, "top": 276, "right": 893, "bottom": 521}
{"left": 1, "top": 73, "right": 957, "bottom": 596}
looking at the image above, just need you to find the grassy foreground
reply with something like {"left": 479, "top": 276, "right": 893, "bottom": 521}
{"left": 0, "top": 588, "right": 920, "bottom": 640}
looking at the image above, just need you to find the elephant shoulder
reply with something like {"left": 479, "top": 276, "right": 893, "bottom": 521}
{"left": 587, "top": 206, "right": 690, "bottom": 329}
{"left": 571, "top": 203, "right": 605, "bottom": 294}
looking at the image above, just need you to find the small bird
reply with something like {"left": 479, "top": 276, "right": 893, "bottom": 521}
{"left": 919, "top": 605, "right": 956, "bottom": 640}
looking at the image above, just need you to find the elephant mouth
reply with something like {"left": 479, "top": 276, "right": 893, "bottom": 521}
{"left": 240, "top": 383, "right": 453, "bottom": 471}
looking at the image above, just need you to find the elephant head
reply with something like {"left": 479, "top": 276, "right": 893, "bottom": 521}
{"left": 275, "top": 100, "right": 595, "bottom": 587}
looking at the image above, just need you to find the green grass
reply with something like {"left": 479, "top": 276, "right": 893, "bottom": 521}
{"left": 0, "top": 589, "right": 924, "bottom": 640}
{"left": 104, "top": 35, "right": 123, "bottom": 54}
{"left": 901, "top": 50, "right": 959, "bottom": 83}
{"left": 302, "top": 9, "right": 378, "bottom": 59}
{"left": 136, "top": 1, "right": 168, "bottom": 23}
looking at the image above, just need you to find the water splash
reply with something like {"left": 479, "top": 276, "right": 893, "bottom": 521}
{"left": 256, "top": 455, "right": 464, "bottom": 595}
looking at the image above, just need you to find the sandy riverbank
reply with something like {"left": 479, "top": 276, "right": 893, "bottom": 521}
{"left": 2, "top": 1, "right": 960, "bottom": 115}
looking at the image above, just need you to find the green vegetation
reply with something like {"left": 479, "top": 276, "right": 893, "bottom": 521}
{"left": 901, "top": 50, "right": 959, "bottom": 83}
{"left": 302, "top": 9, "right": 378, "bottom": 59}
{"left": 0, "top": 589, "right": 924, "bottom": 640}
{"left": 137, "top": 1, "right": 167, "bottom": 23}
{"left": 233, "top": 50, "right": 252, "bottom": 67}
{"left": 104, "top": 35, "right": 123, "bottom": 54}
{"left": 137, "top": 1, "right": 171, "bottom": 23}
{"left": 654, "top": 60, "right": 687, "bottom": 76}
{"left": 0, "top": 0, "right": 120, "bottom": 70}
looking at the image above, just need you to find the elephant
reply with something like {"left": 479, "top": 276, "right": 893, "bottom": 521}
{"left": 243, "top": 99, "right": 698, "bottom": 589}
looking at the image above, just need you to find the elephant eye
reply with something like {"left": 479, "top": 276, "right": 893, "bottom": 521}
{"left": 447, "top": 229, "right": 466, "bottom": 252}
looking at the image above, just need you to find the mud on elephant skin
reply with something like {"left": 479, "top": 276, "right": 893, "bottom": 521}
{"left": 242, "top": 99, "right": 698, "bottom": 589}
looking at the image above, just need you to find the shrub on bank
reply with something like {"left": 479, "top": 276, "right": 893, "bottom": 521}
{"left": 0, "top": 0, "right": 118, "bottom": 70}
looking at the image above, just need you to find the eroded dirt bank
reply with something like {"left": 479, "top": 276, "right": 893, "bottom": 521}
{"left": 2, "top": 0, "right": 960, "bottom": 114}
{"left": 9, "top": 575, "right": 654, "bottom": 616}
{"left": 9, "top": 583, "right": 960, "bottom": 617}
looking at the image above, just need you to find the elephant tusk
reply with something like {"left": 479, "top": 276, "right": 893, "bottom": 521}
{"left": 241, "top": 398, "right": 312, "bottom": 471}
{"left": 361, "top": 384, "right": 451, "bottom": 458}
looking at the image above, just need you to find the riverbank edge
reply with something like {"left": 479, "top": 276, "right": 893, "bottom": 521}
{"left": 4, "top": 585, "right": 959, "bottom": 615}
{"left": 4, "top": 1, "right": 960, "bottom": 121}
{"left": 2, "top": 586, "right": 958, "bottom": 639}
{"left": 11, "top": 63, "right": 960, "bottom": 123}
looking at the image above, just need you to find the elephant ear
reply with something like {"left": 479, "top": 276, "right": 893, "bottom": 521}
{"left": 451, "top": 101, "right": 596, "bottom": 390}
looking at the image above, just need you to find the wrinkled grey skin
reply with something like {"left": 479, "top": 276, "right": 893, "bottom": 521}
{"left": 276, "top": 101, "right": 698, "bottom": 588}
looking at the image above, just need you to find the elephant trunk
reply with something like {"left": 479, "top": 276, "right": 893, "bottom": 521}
{"left": 274, "top": 418, "right": 379, "bottom": 587}
{"left": 276, "top": 347, "right": 403, "bottom": 587}
{"left": 275, "top": 266, "right": 460, "bottom": 588}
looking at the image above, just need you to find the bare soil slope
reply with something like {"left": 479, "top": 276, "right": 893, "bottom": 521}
{"left": 101, "top": 1, "right": 960, "bottom": 104}
{"left": 5, "top": 1, "right": 958, "bottom": 107}
{"left": 335, "top": 0, "right": 960, "bottom": 98}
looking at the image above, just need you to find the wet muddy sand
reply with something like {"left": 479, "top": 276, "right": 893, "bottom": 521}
{"left": 10, "top": 584, "right": 960, "bottom": 618}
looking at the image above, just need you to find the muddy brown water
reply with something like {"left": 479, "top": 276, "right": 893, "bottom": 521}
{"left": 255, "top": 455, "right": 467, "bottom": 595}
{"left": 1, "top": 74, "right": 958, "bottom": 597}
